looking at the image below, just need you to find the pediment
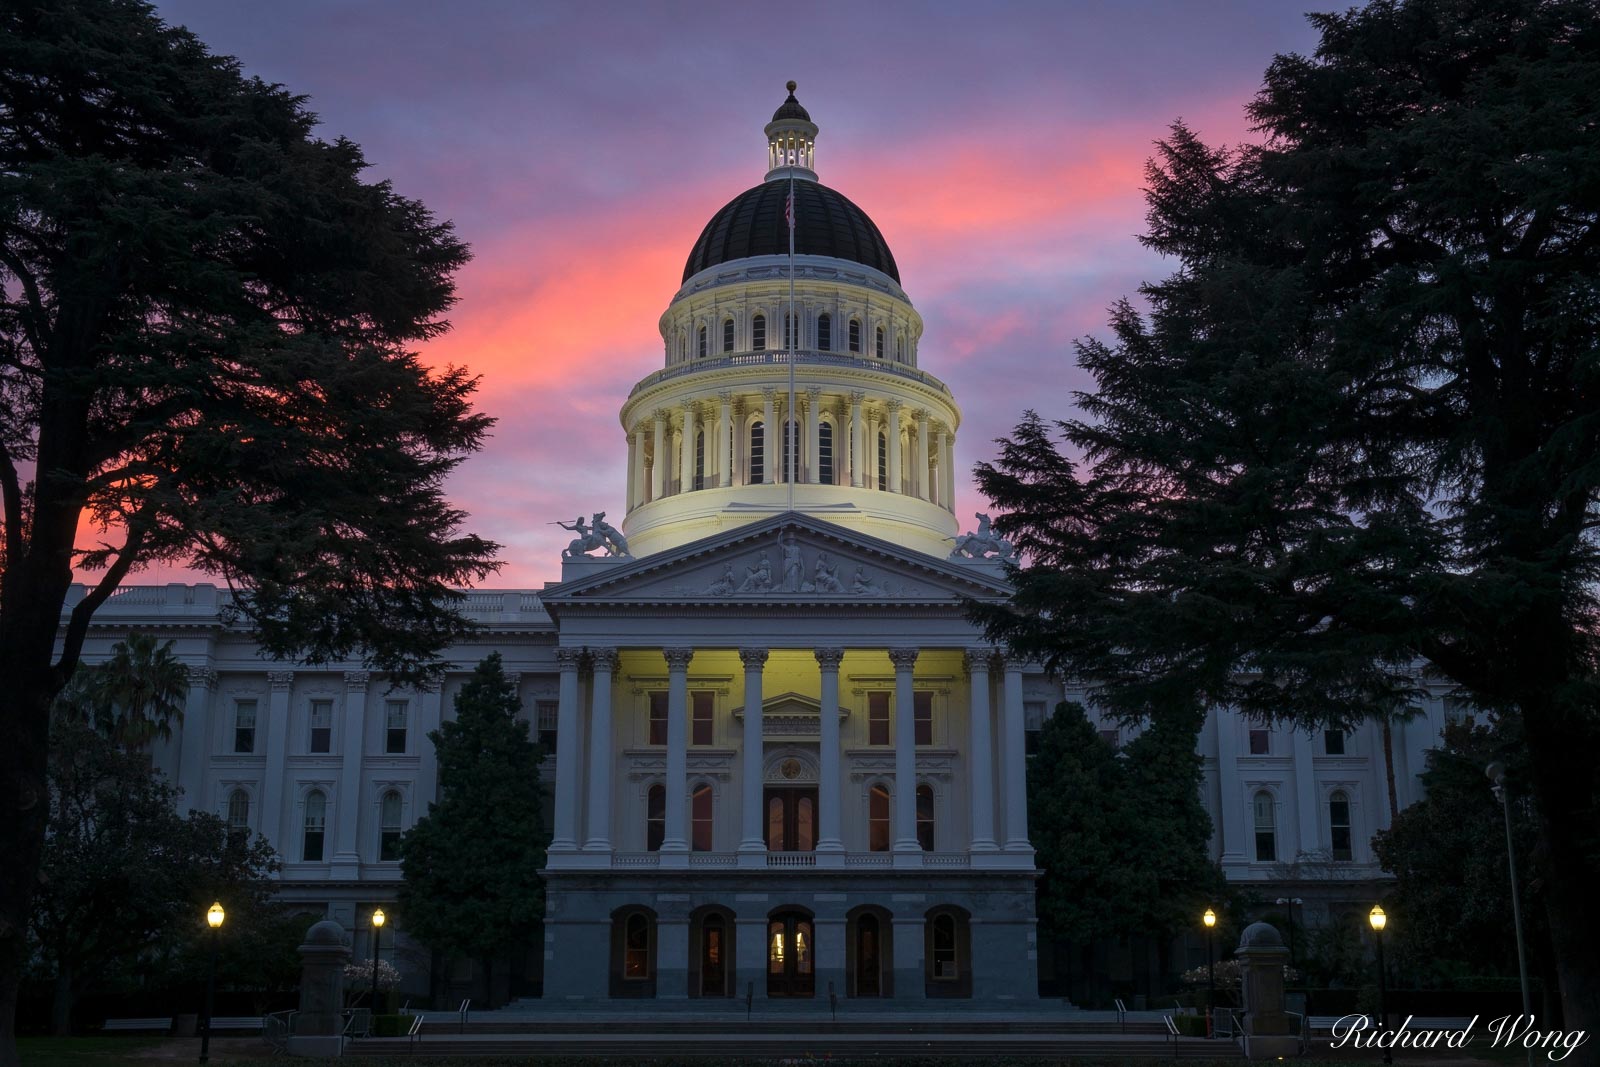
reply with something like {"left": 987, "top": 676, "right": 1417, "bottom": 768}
{"left": 540, "top": 513, "right": 1011, "bottom": 610}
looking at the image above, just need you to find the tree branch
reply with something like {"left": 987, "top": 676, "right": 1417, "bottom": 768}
{"left": 56, "top": 520, "right": 148, "bottom": 682}
{"left": 0, "top": 440, "right": 22, "bottom": 567}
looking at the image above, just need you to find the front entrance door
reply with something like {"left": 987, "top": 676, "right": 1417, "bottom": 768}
{"left": 701, "top": 914, "right": 727, "bottom": 997}
{"left": 855, "top": 913, "right": 883, "bottom": 996}
{"left": 765, "top": 787, "right": 817, "bottom": 851}
{"left": 767, "top": 912, "right": 815, "bottom": 997}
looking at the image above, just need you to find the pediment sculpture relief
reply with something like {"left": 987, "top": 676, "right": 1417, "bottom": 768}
{"left": 695, "top": 533, "right": 914, "bottom": 598}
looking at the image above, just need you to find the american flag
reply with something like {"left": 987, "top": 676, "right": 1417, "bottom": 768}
{"left": 785, "top": 190, "right": 794, "bottom": 232}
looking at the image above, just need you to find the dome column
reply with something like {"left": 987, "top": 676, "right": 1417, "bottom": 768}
{"left": 678, "top": 401, "right": 696, "bottom": 493}
{"left": 651, "top": 410, "right": 668, "bottom": 502}
{"left": 761, "top": 389, "right": 776, "bottom": 484}
{"left": 629, "top": 424, "right": 648, "bottom": 511}
{"left": 805, "top": 387, "right": 822, "bottom": 484}
{"left": 914, "top": 409, "right": 931, "bottom": 501}
{"left": 885, "top": 400, "right": 903, "bottom": 494}
{"left": 938, "top": 425, "right": 953, "bottom": 511}
{"left": 717, "top": 393, "right": 734, "bottom": 488}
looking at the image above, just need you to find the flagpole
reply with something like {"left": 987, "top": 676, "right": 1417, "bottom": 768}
{"left": 786, "top": 172, "right": 797, "bottom": 511}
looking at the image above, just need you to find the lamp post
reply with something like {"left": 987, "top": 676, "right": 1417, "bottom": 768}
{"left": 199, "top": 902, "right": 224, "bottom": 1065}
{"left": 1369, "top": 904, "right": 1391, "bottom": 1066}
{"left": 370, "top": 908, "right": 386, "bottom": 1015}
{"left": 1203, "top": 908, "right": 1217, "bottom": 1038}
{"left": 1274, "top": 897, "right": 1302, "bottom": 973}
{"left": 1486, "top": 762, "right": 1534, "bottom": 1026}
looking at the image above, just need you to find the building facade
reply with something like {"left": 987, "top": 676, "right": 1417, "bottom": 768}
{"left": 61, "top": 86, "right": 1459, "bottom": 1005}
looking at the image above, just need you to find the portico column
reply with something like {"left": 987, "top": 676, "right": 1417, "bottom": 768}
{"left": 718, "top": 392, "right": 733, "bottom": 488}
{"left": 1291, "top": 727, "right": 1318, "bottom": 858}
{"left": 814, "top": 648, "right": 845, "bottom": 859}
{"left": 417, "top": 681, "right": 443, "bottom": 806}
{"left": 914, "top": 409, "right": 930, "bottom": 500}
{"left": 1000, "top": 655, "right": 1031, "bottom": 853}
{"left": 549, "top": 648, "right": 584, "bottom": 854}
{"left": 651, "top": 410, "right": 668, "bottom": 501}
{"left": 738, "top": 648, "right": 769, "bottom": 861}
{"left": 661, "top": 648, "right": 694, "bottom": 859}
{"left": 261, "top": 670, "right": 294, "bottom": 849}
{"left": 678, "top": 402, "right": 696, "bottom": 492}
{"left": 965, "top": 650, "right": 997, "bottom": 852}
{"left": 805, "top": 386, "right": 821, "bottom": 483}
{"left": 761, "top": 389, "right": 776, "bottom": 483}
{"left": 584, "top": 649, "right": 619, "bottom": 852}
{"left": 848, "top": 392, "right": 865, "bottom": 487}
{"left": 1214, "top": 709, "right": 1247, "bottom": 868}
{"left": 330, "top": 670, "right": 369, "bottom": 877}
{"left": 888, "top": 648, "right": 920, "bottom": 853}
{"left": 176, "top": 667, "right": 216, "bottom": 815}
{"left": 885, "top": 400, "right": 902, "bottom": 494}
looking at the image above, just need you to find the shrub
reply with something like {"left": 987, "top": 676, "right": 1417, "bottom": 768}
{"left": 370, "top": 1014, "right": 410, "bottom": 1037}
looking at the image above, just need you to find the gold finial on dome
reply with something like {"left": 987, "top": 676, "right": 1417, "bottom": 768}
{"left": 787, "top": 80, "right": 797, "bottom": 92}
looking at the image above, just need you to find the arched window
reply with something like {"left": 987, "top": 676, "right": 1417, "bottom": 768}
{"left": 848, "top": 318, "right": 861, "bottom": 353}
{"left": 693, "top": 430, "right": 706, "bottom": 491}
{"left": 875, "top": 325, "right": 885, "bottom": 358}
{"left": 817, "top": 313, "right": 831, "bottom": 352}
{"left": 303, "top": 790, "right": 327, "bottom": 862}
{"left": 924, "top": 907, "right": 971, "bottom": 997}
{"left": 896, "top": 334, "right": 905, "bottom": 361}
{"left": 622, "top": 911, "right": 653, "bottom": 982}
{"left": 749, "top": 421, "right": 765, "bottom": 484}
{"left": 1329, "top": 791, "right": 1353, "bottom": 861}
{"left": 722, "top": 317, "right": 735, "bottom": 353}
{"left": 1253, "top": 790, "right": 1276, "bottom": 862}
{"left": 752, "top": 313, "right": 767, "bottom": 351}
{"left": 818, "top": 421, "right": 834, "bottom": 485}
{"left": 647, "top": 784, "right": 666, "bottom": 852}
{"left": 379, "top": 790, "right": 403, "bottom": 862}
{"left": 916, "top": 784, "right": 935, "bottom": 851}
{"left": 868, "top": 785, "right": 891, "bottom": 852}
{"left": 678, "top": 330, "right": 686, "bottom": 363}
{"left": 778, "top": 419, "right": 797, "bottom": 482}
{"left": 697, "top": 324, "right": 708, "bottom": 358}
{"left": 692, "top": 784, "right": 714, "bottom": 852}
{"left": 784, "top": 313, "right": 797, "bottom": 350}
{"left": 876, "top": 431, "right": 888, "bottom": 491}
{"left": 930, "top": 913, "right": 957, "bottom": 979}
{"left": 226, "top": 789, "right": 249, "bottom": 832}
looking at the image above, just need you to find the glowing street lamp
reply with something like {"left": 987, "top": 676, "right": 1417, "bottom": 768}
{"left": 1369, "top": 905, "right": 1391, "bottom": 1066}
{"left": 200, "top": 902, "right": 224, "bottom": 1065}
{"left": 1203, "top": 908, "right": 1217, "bottom": 1038}
{"left": 371, "top": 908, "right": 386, "bottom": 1014}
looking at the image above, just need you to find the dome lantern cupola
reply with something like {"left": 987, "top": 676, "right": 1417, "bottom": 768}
{"left": 765, "top": 81, "right": 818, "bottom": 182}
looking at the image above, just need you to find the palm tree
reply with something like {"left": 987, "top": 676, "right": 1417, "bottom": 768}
{"left": 81, "top": 632, "right": 189, "bottom": 750}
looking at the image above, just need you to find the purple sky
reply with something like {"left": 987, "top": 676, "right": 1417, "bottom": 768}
{"left": 148, "top": 0, "right": 1323, "bottom": 587}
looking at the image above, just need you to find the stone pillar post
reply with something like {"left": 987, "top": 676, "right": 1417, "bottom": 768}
{"left": 584, "top": 649, "right": 618, "bottom": 852}
{"left": 815, "top": 648, "right": 845, "bottom": 861}
{"left": 849, "top": 393, "right": 865, "bottom": 488}
{"left": 1237, "top": 923, "right": 1298, "bottom": 1058}
{"left": 738, "top": 648, "right": 768, "bottom": 862}
{"left": 1000, "top": 656, "right": 1031, "bottom": 854}
{"left": 718, "top": 393, "right": 733, "bottom": 488}
{"left": 417, "top": 681, "right": 443, "bottom": 807}
{"left": 885, "top": 400, "right": 902, "bottom": 494}
{"left": 965, "top": 650, "right": 997, "bottom": 852}
{"left": 630, "top": 425, "right": 648, "bottom": 510}
{"left": 805, "top": 386, "right": 821, "bottom": 483}
{"left": 761, "top": 389, "right": 777, "bottom": 484}
{"left": 937, "top": 427, "right": 952, "bottom": 509}
{"left": 176, "top": 667, "right": 216, "bottom": 816}
{"left": 330, "top": 671, "right": 369, "bottom": 878}
{"left": 290, "top": 920, "right": 351, "bottom": 1056}
{"left": 261, "top": 670, "right": 294, "bottom": 848}
{"left": 914, "top": 409, "right": 930, "bottom": 500}
{"left": 549, "top": 647, "right": 583, "bottom": 855}
{"left": 661, "top": 648, "right": 694, "bottom": 861}
{"left": 651, "top": 411, "right": 667, "bottom": 501}
{"left": 678, "top": 402, "right": 696, "bottom": 493}
{"left": 889, "top": 648, "right": 920, "bottom": 856}
{"left": 1215, "top": 709, "right": 1247, "bottom": 868}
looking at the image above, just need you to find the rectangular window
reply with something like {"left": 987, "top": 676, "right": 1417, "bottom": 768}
{"left": 1324, "top": 729, "right": 1345, "bottom": 755}
{"left": 536, "top": 700, "right": 559, "bottom": 753}
{"left": 691, "top": 785, "right": 713, "bottom": 852}
{"left": 914, "top": 691, "right": 933, "bottom": 746}
{"left": 1025, "top": 700, "right": 1047, "bottom": 756}
{"left": 818, "top": 422, "right": 834, "bottom": 486}
{"left": 1253, "top": 793, "right": 1277, "bottom": 862}
{"left": 1098, "top": 728, "right": 1119, "bottom": 747}
{"left": 649, "top": 691, "right": 668, "bottom": 746}
{"left": 749, "top": 423, "right": 764, "bottom": 484}
{"left": 848, "top": 318, "right": 861, "bottom": 352}
{"left": 722, "top": 318, "right": 734, "bottom": 352}
{"left": 1248, "top": 728, "right": 1270, "bottom": 755}
{"left": 233, "top": 700, "right": 257, "bottom": 754}
{"left": 308, "top": 699, "right": 332, "bottom": 754}
{"left": 692, "top": 691, "right": 714, "bottom": 746}
{"left": 385, "top": 700, "right": 407, "bottom": 754}
{"left": 1329, "top": 794, "right": 1353, "bottom": 862}
{"left": 868, "top": 691, "right": 890, "bottom": 746}
{"left": 753, "top": 315, "right": 766, "bottom": 350}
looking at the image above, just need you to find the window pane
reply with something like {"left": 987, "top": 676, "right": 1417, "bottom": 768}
{"left": 868, "top": 692, "right": 890, "bottom": 746}
{"left": 875, "top": 326, "right": 884, "bottom": 358}
{"left": 309, "top": 699, "right": 332, "bottom": 753}
{"left": 1248, "top": 729, "right": 1270, "bottom": 755}
{"left": 234, "top": 700, "right": 257, "bottom": 753}
{"left": 818, "top": 422, "right": 834, "bottom": 486}
{"left": 692, "top": 691, "right": 713, "bottom": 746}
{"left": 386, "top": 700, "right": 407, "bottom": 754}
{"left": 1329, "top": 792, "right": 1352, "bottom": 861}
{"left": 537, "top": 700, "right": 559, "bottom": 753}
{"left": 916, "top": 784, "right": 934, "bottom": 851}
{"left": 752, "top": 314, "right": 766, "bottom": 350}
{"left": 768, "top": 795, "right": 785, "bottom": 851}
{"left": 625, "top": 914, "right": 649, "bottom": 978}
{"left": 1324, "top": 729, "right": 1345, "bottom": 755}
{"left": 646, "top": 785, "right": 665, "bottom": 851}
{"left": 692, "top": 785, "right": 713, "bottom": 852}
{"left": 914, "top": 691, "right": 933, "bottom": 746}
{"left": 723, "top": 318, "right": 734, "bottom": 352}
{"left": 848, "top": 318, "right": 861, "bottom": 352}
{"left": 869, "top": 786, "right": 890, "bottom": 852}
{"left": 817, "top": 314, "right": 831, "bottom": 352}
{"left": 796, "top": 795, "right": 814, "bottom": 852}
{"left": 649, "top": 692, "right": 668, "bottom": 746}
{"left": 304, "top": 791, "right": 327, "bottom": 861}
{"left": 227, "top": 791, "right": 249, "bottom": 830}
{"left": 749, "top": 422, "right": 764, "bottom": 484}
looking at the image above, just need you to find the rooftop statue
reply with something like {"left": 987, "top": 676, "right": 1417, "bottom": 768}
{"left": 949, "top": 513, "right": 1016, "bottom": 561}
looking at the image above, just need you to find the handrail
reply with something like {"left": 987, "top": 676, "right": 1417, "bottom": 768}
{"left": 629, "top": 350, "right": 953, "bottom": 399}
{"left": 407, "top": 1013, "right": 424, "bottom": 1053}
{"left": 262, "top": 1009, "right": 296, "bottom": 1055}
{"left": 1114, "top": 998, "right": 1128, "bottom": 1033}
{"left": 457, "top": 998, "right": 471, "bottom": 1033}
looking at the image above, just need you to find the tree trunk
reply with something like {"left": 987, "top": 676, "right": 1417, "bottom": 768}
{"left": 50, "top": 967, "right": 72, "bottom": 1037}
{"left": 1380, "top": 717, "right": 1398, "bottom": 824}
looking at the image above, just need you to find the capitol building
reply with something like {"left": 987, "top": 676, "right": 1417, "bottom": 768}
{"left": 65, "top": 86, "right": 1462, "bottom": 1005}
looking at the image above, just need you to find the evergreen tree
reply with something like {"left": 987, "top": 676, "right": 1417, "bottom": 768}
{"left": 398, "top": 654, "right": 547, "bottom": 1005}
{"left": 971, "top": 0, "right": 1600, "bottom": 1030}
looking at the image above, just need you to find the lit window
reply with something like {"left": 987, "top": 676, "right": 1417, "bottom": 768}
{"left": 1329, "top": 791, "right": 1352, "bottom": 861}
{"left": 308, "top": 699, "right": 332, "bottom": 753}
{"left": 817, "top": 313, "right": 831, "bottom": 352}
{"left": 818, "top": 421, "right": 834, "bottom": 485}
{"left": 692, "top": 784, "right": 713, "bottom": 851}
{"left": 1324, "top": 729, "right": 1345, "bottom": 755}
{"left": 648, "top": 692, "right": 667, "bottom": 746}
{"left": 752, "top": 313, "right": 766, "bottom": 350}
{"left": 848, "top": 318, "right": 861, "bottom": 352}
{"left": 1248, "top": 728, "right": 1270, "bottom": 755}
{"left": 385, "top": 700, "right": 407, "bottom": 754}
{"left": 916, "top": 783, "right": 934, "bottom": 851}
{"left": 623, "top": 912, "right": 650, "bottom": 979}
{"left": 536, "top": 700, "right": 558, "bottom": 753}
{"left": 868, "top": 785, "right": 890, "bottom": 851}
{"left": 1253, "top": 791, "right": 1277, "bottom": 862}
{"left": 914, "top": 691, "right": 933, "bottom": 746}
{"left": 868, "top": 691, "right": 890, "bottom": 746}
{"left": 646, "top": 784, "right": 665, "bottom": 851}
{"left": 303, "top": 791, "right": 327, "bottom": 862}
{"left": 226, "top": 789, "right": 249, "bottom": 832}
{"left": 749, "top": 421, "right": 765, "bottom": 484}
{"left": 379, "top": 790, "right": 403, "bottom": 861}
{"left": 692, "top": 691, "right": 714, "bottom": 746}
{"left": 722, "top": 318, "right": 734, "bottom": 353}
{"left": 233, "top": 700, "right": 257, "bottom": 754}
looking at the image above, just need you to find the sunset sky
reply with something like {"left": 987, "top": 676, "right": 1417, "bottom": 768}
{"left": 148, "top": 0, "right": 1322, "bottom": 588}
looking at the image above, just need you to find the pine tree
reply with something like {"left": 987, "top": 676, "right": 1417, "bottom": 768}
{"left": 398, "top": 655, "right": 547, "bottom": 1006}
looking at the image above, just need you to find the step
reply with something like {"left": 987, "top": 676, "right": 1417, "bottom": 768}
{"left": 350, "top": 1033, "right": 1243, "bottom": 1059}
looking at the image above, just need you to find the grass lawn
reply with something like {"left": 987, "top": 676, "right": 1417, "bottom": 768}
{"left": 16, "top": 1037, "right": 161, "bottom": 1066}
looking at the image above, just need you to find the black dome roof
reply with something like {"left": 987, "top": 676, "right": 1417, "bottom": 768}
{"left": 682, "top": 180, "right": 900, "bottom": 283}
{"left": 772, "top": 88, "right": 810, "bottom": 122}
